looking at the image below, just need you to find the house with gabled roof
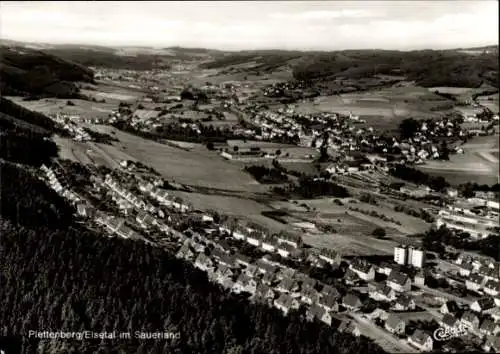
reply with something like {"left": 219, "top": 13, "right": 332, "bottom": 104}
{"left": 441, "top": 314, "right": 460, "bottom": 329}
{"left": 246, "top": 231, "right": 263, "bottom": 247}
{"left": 244, "top": 264, "right": 259, "bottom": 277}
{"left": 320, "top": 284, "right": 340, "bottom": 300}
{"left": 136, "top": 211, "right": 158, "bottom": 229}
{"left": 460, "top": 310, "right": 480, "bottom": 330}
{"left": 234, "top": 254, "right": 252, "bottom": 268}
{"left": 261, "top": 237, "right": 277, "bottom": 252}
{"left": 318, "top": 248, "right": 341, "bottom": 265}
{"left": 277, "top": 242, "right": 296, "bottom": 258}
{"left": 342, "top": 293, "right": 362, "bottom": 310}
{"left": 349, "top": 260, "right": 375, "bottom": 281}
{"left": 274, "top": 293, "right": 300, "bottom": 315}
{"left": 483, "top": 335, "right": 500, "bottom": 353}
{"left": 276, "top": 231, "right": 303, "bottom": 249}
{"left": 306, "top": 305, "right": 333, "bottom": 326}
{"left": 276, "top": 267, "right": 296, "bottom": 280}
{"left": 254, "top": 259, "right": 277, "bottom": 274}
{"left": 300, "top": 287, "right": 320, "bottom": 305}
{"left": 261, "top": 271, "right": 277, "bottom": 286}
{"left": 393, "top": 295, "right": 415, "bottom": 311}
{"left": 215, "top": 264, "right": 234, "bottom": 281}
{"left": 466, "top": 273, "right": 486, "bottom": 292}
{"left": 408, "top": 330, "right": 433, "bottom": 352}
{"left": 344, "top": 268, "right": 360, "bottom": 285}
{"left": 459, "top": 262, "right": 474, "bottom": 277}
{"left": 480, "top": 319, "right": 500, "bottom": 336}
{"left": 194, "top": 253, "right": 214, "bottom": 272}
{"left": 219, "top": 277, "right": 234, "bottom": 290}
{"left": 338, "top": 320, "right": 361, "bottom": 337}
{"left": 370, "top": 283, "right": 397, "bottom": 302}
{"left": 387, "top": 270, "right": 411, "bottom": 292}
{"left": 175, "top": 244, "right": 195, "bottom": 261}
{"left": 276, "top": 277, "right": 299, "bottom": 294}
{"left": 440, "top": 300, "right": 460, "bottom": 315}
{"left": 232, "top": 274, "right": 257, "bottom": 295}
{"left": 385, "top": 313, "right": 405, "bottom": 335}
{"left": 484, "top": 279, "right": 500, "bottom": 297}
{"left": 299, "top": 276, "right": 317, "bottom": 291}
{"left": 471, "top": 297, "right": 496, "bottom": 314}
{"left": 318, "top": 294, "right": 339, "bottom": 312}
{"left": 254, "top": 282, "right": 275, "bottom": 302}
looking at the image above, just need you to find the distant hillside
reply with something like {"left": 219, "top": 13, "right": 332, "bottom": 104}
{"left": 0, "top": 45, "right": 94, "bottom": 98}
{"left": 199, "top": 48, "right": 499, "bottom": 88}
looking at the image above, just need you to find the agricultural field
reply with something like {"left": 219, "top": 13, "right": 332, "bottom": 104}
{"left": 5, "top": 96, "right": 117, "bottom": 120}
{"left": 476, "top": 92, "right": 500, "bottom": 113}
{"left": 85, "top": 125, "right": 268, "bottom": 192}
{"left": 168, "top": 191, "right": 291, "bottom": 234}
{"left": 294, "top": 85, "right": 454, "bottom": 131}
{"left": 416, "top": 134, "right": 499, "bottom": 185}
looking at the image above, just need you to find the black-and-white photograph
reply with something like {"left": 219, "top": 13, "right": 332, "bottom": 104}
{"left": 0, "top": 1, "right": 499, "bottom": 353}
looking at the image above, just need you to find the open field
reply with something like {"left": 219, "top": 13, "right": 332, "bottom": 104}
{"left": 417, "top": 134, "right": 499, "bottom": 185}
{"left": 168, "top": 191, "right": 290, "bottom": 234}
{"left": 294, "top": 86, "right": 452, "bottom": 130}
{"left": 477, "top": 93, "right": 499, "bottom": 113}
{"left": 6, "top": 95, "right": 117, "bottom": 120}
{"left": 85, "top": 125, "right": 268, "bottom": 192}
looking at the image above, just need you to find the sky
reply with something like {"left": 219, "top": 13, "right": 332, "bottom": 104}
{"left": 0, "top": 1, "right": 498, "bottom": 51}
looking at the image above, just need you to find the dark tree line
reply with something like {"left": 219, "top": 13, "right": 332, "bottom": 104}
{"left": 389, "top": 165, "right": 450, "bottom": 192}
{"left": 273, "top": 176, "right": 350, "bottom": 199}
{"left": 243, "top": 165, "right": 288, "bottom": 184}
{"left": 422, "top": 226, "right": 500, "bottom": 260}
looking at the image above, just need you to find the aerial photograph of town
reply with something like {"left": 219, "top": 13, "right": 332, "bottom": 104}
{"left": 0, "top": 1, "right": 499, "bottom": 353}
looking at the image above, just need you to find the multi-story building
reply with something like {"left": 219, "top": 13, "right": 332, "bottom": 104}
{"left": 393, "top": 245, "right": 426, "bottom": 268}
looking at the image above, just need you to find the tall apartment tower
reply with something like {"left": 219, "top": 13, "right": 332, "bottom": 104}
{"left": 393, "top": 245, "right": 426, "bottom": 268}
{"left": 394, "top": 245, "right": 407, "bottom": 265}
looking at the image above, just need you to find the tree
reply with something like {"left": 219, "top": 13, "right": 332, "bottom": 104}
{"left": 275, "top": 149, "right": 281, "bottom": 157}
{"left": 372, "top": 228, "right": 386, "bottom": 238}
{"left": 399, "top": 118, "right": 420, "bottom": 139}
{"left": 206, "top": 142, "right": 215, "bottom": 151}
{"left": 233, "top": 146, "right": 239, "bottom": 153}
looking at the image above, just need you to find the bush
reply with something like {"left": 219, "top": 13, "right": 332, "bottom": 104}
{"left": 372, "top": 228, "right": 386, "bottom": 238}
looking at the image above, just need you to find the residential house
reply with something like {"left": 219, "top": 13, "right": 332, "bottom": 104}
{"left": 244, "top": 264, "right": 259, "bottom": 277}
{"left": 215, "top": 264, "right": 234, "bottom": 281}
{"left": 393, "top": 295, "right": 416, "bottom": 311}
{"left": 344, "top": 269, "right": 360, "bottom": 285}
{"left": 318, "top": 294, "right": 339, "bottom": 312}
{"left": 413, "top": 271, "right": 426, "bottom": 286}
{"left": 254, "top": 259, "right": 277, "bottom": 274}
{"left": 233, "top": 274, "right": 257, "bottom": 295}
{"left": 276, "top": 232, "right": 303, "bottom": 249}
{"left": 370, "top": 283, "right": 397, "bottom": 302}
{"left": 194, "top": 253, "right": 214, "bottom": 272}
{"left": 459, "top": 263, "right": 474, "bottom": 277}
{"left": 440, "top": 301, "right": 460, "bottom": 315}
{"left": 342, "top": 293, "right": 362, "bottom": 310}
{"left": 387, "top": 270, "right": 411, "bottom": 292}
{"left": 220, "top": 277, "right": 234, "bottom": 290}
{"left": 484, "top": 279, "right": 500, "bottom": 297}
{"left": 471, "top": 297, "right": 496, "bottom": 314}
{"left": 466, "top": 273, "right": 486, "bottom": 292}
{"left": 483, "top": 335, "right": 500, "bottom": 353}
{"left": 262, "top": 271, "right": 277, "bottom": 286}
{"left": 299, "top": 276, "right": 317, "bottom": 291}
{"left": 408, "top": 330, "right": 433, "bottom": 352}
{"left": 480, "top": 319, "right": 500, "bottom": 336}
{"left": 254, "top": 283, "right": 275, "bottom": 303}
{"left": 232, "top": 227, "right": 247, "bottom": 241}
{"left": 349, "top": 261, "right": 375, "bottom": 281}
{"left": 274, "top": 294, "right": 300, "bottom": 315}
{"left": 175, "top": 244, "right": 195, "bottom": 261}
{"left": 321, "top": 285, "right": 341, "bottom": 300}
{"left": 338, "top": 320, "right": 361, "bottom": 337}
{"left": 217, "top": 253, "right": 236, "bottom": 269}
{"left": 76, "top": 203, "right": 95, "bottom": 218}
{"left": 318, "top": 248, "right": 341, "bottom": 265}
{"left": 246, "top": 231, "right": 263, "bottom": 247}
{"left": 306, "top": 305, "right": 333, "bottom": 326}
{"left": 235, "top": 254, "right": 252, "bottom": 268}
{"left": 261, "top": 237, "right": 277, "bottom": 252}
{"left": 277, "top": 243, "right": 296, "bottom": 258}
{"left": 385, "top": 314, "right": 406, "bottom": 335}
{"left": 300, "top": 287, "right": 320, "bottom": 305}
{"left": 136, "top": 212, "right": 157, "bottom": 229}
{"left": 491, "top": 307, "right": 500, "bottom": 323}
{"left": 377, "top": 262, "right": 396, "bottom": 276}
{"left": 276, "top": 267, "right": 296, "bottom": 281}
{"left": 441, "top": 314, "right": 460, "bottom": 329}
{"left": 276, "top": 278, "right": 299, "bottom": 294}
{"left": 461, "top": 311, "right": 480, "bottom": 330}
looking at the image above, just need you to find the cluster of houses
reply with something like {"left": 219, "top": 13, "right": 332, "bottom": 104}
{"left": 437, "top": 208, "right": 499, "bottom": 239}
{"left": 40, "top": 164, "right": 82, "bottom": 204}
{"left": 138, "top": 180, "right": 191, "bottom": 213}
{"left": 50, "top": 113, "right": 92, "bottom": 141}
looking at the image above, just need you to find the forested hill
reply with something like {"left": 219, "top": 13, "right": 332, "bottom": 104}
{"left": 199, "top": 48, "right": 499, "bottom": 88}
{"left": 0, "top": 45, "right": 94, "bottom": 98}
{"left": 0, "top": 101, "right": 386, "bottom": 353}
